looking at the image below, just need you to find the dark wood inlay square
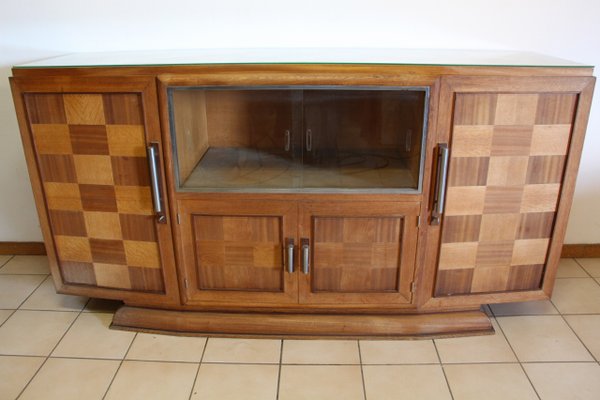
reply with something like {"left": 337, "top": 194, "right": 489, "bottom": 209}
{"left": 90, "top": 238, "right": 126, "bottom": 265}
{"left": 69, "top": 125, "right": 109, "bottom": 155}
{"left": 79, "top": 184, "right": 117, "bottom": 212}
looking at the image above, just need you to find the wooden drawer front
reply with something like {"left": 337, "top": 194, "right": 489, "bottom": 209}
{"left": 194, "top": 215, "right": 283, "bottom": 291}
{"left": 25, "top": 92, "right": 165, "bottom": 293}
{"left": 435, "top": 92, "right": 577, "bottom": 296}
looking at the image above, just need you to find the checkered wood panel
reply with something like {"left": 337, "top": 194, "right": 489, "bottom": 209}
{"left": 435, "top": 92, "right": 577, "bottom": 296}
{"left": 25, "top": 93, "right": 164, "bottom": 293}
{"left": 312, "top": 217, "right": 402, "bottom": 292}
{"left": 193, "top": 215, "right": 284, "bottom": 291}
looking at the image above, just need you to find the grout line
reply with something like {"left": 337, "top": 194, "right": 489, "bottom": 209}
{"left": 0, "top": 309, "right": 17, "bottom": 329}
{"left": 432, "top": 339, "right": 454, "bottom": 400}
{"left": 489, "top": 305, "right": 542, "bottom": 400}
{"left": 275, "top": 339, "right": 283, "bottom": 400}
{"left": 357, "top": 340, "right": 368, "bottom": 400}
{"left": 0, "top": 255, "right": 15, "bottom": 269}
{"left": 14, "top": 275, "right": 50, "bottom": 311}
{"left": 15, "top": 297, "right": 89, "bottom": 400}
{"left": 572, "top": 258, "right": 594, "bottom": 278}
{"left": 101, "top": 327, "right": 138, "bottom": 400}
{"left": 559, "top": 314, "right": 598, "bottom": 363}
{"left": 187, "top": 337, "right": 208, "bottom": 400}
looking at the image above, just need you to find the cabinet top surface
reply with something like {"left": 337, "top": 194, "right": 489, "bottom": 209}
{"left": 13, "top": 48, "right": 591, "bottom": 69}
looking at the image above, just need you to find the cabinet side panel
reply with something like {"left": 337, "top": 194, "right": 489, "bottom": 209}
{"left": 24, "top": 92, "right": 166, "bottom": 293}
{"left": 435, "top": 92, "right": 577, "bottom": 296}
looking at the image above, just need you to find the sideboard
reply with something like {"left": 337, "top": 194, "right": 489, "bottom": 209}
{"left": 9, "top": 49, "right": 595, "bottom": 337}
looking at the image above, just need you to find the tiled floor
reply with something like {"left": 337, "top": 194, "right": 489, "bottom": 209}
{"left": 1, "top": 256, "right": 600, "bottom": 399}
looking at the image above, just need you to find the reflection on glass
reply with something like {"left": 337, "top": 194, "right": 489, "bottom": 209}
{"left": 169, "top": 87, "right": 428, "bottom": 192}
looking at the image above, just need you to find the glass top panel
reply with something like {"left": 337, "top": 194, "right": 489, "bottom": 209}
{"left": 14, "top": 48, "right": 590, "bottom": 68}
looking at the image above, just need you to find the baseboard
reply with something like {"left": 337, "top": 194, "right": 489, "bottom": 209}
{"left": 0, "top": 242, "right": 46, "bottom": 255}
{"left": 561, "top": 244, "right": 600, "bottom": 258}
{"left": 1, "top": 241, "right": 599, "bottom": 258}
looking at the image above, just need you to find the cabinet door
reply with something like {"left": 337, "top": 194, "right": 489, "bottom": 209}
{"left": 430, "top": 76, "right": 594, "bottom": 302}
{"left": 177, "top": 199, "right": 298, "bottom": 305}
{"left": 299, "top": 201, "right": 419, "bottom": 305}
{"left": 11, "top": 76, "right": 179, "bottom": 304}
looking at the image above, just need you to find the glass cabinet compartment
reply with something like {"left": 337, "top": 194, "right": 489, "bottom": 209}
{"left": 168, "top": 86, "right": 428, "bottom": 192}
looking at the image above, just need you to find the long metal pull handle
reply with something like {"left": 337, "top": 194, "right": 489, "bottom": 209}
{"left": 146, "top": 143, "right": 166, "bottom": 224}
{"left": 306, "top": 129, "right": 312, "bottom": 152}
{"left": 284, "top": 130, "right": 291, "bottom": 152}
{"left": 301, "top": 238, "right": 310, "bottom": 274}
{"left": 431, "top": 143, "right": 450, "bottom": 225}
{"left": 286, "top": 239, "right": 295, "bottom": 273}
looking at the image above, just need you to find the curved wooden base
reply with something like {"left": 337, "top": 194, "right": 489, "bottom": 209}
{"left": 111, "top": 306, "right": 493, "bottom": 339}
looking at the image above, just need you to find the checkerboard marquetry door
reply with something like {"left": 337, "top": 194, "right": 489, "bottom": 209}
{"left": 12, "top": 77, "right": 178, "bottom": 302}
{"left": 433, "top": 76, "right": 594, "bottom": 298}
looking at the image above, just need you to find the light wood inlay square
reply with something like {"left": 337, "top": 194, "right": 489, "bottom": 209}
{"left": 479, "top": 213, "right": 520, "bottom": 242}
{"left": 74, "top": 155, "right": 114, "bottom": 185}
{"left": 44, "top": 183, "right": 82, "bottom": 211}
{"left": 115, "top": 186, "right": 153, "bottom": 215}
{"left": 55, "top": 235, "right": 92, "bottom": 263}
{"left": 64, "top": 94, "right": 106, "bottom": 125}
{"left": 106, "top": 125, "right": 146, "bottom": 157}
{"left": 438, "top": 242, "right": 478, "bottom": 270}
{"left": 253, "top": 244, "right": 282, "bottom": 268}
{"left": 530, "top": 125, "right": 571, "bottom": 156}
{"left": 94, "top": 263, "right": 132, "bottom": 289}
{"left": 31, "top": 124, "right": 72, "bottom": 154}
{"left": 520, "top": 184, "right": 560, "bottom": 213}
{"left": 124, "top": 241, "right": 161, "bottom": 268}
{"left": 84, "top": 212, "right": 122, "bottom": 240}
{"left": 512, "top": 239, "right": 550, "bottom": 266}
{"left": 451, "top": 126, "right": 494, "bottom": 157}
{"left": 486, "top": 156, "right": 529, "bottom": 186}
{"left": 494, "top": 94, "right": 538, "bottom": 125}
{"left": 445, "top": 186, "right": 486, "bottom": 216}
{"left": 471, "top": 266, "right": 510, "bottom": 293}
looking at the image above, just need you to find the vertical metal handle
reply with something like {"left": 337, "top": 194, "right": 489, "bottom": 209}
{"left": 301, "top": 238, "right": 310, "bottom": 274}
{"left": 306, "top": 129, "right": 312, "bottom": 152}
{"left": 431, "top": 143, "right": 450, "bottom": 225}
{"left": 284, "top": 130, "right": 291, "bottom": 152}
{"left": 146, "top": 143, "right": 166, "bottom": 224}
{"left": 286, "top": 239, "right": 295, "bottom": 273}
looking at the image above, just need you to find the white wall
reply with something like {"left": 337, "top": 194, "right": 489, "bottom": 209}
{"left": 1, "top": 0, "right": 599, "bottom": 243}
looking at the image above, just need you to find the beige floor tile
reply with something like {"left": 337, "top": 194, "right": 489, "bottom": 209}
{"left": 191, "top": 364, "right": 278, "bottom": 400}
{"left": 0, "top": 356, "right": 45, "bottom": 400}
{"left": 52, "top": 313, "right": 135, "bottom": 359}
{"left": 126, "top": 333, "right": 206, "bottom": 362}
{"left": 564, "top": 315, "right": 600, "bottom": 360}
{"left": 282, "top": 340, "right": 359, "bottom": 364}
{"left": 20, "top": 275, "right": 88, "bottom": 311}
{"left": 436, "top": 319, "right": 516, "bottom": 363}
{"left": 576, "top": 258, "right": 600, "bottom": 277}
{"left": 524, "top": 362, "right": 600, "bottom": 400}
{"left": 0, "top": 310, "right": 13, "bottom": 325}
{"left": 105, "top": 361, "right": 198, "bottom": 400}
{"left": 490, "top": 300, "right": 558, "bottom": 316}
{"left": 445, "top": 363, "right": 537, "bottom": 400}
{"left": 0, "top": 255, "right": 50, "bottom": 275}
{"left": 203, "top": 338, "right": 281, "bottom": 363}
{"left": 363, "top": 365, "right": 451, "bottom": 400}
{"left": 0, "top": 310, "right": 77, "bottom": 356}
{"left": 0, "top": 255, "right": 11, "bottom": 268}
{"left": 279, "top": 365, "right": 364, "bottom": 400}
{"left": 82, "top": 298, "right": 122, "bottom": 313}
{"left": 497, "top": 315, "right": 593, "bottom": 362}
{"left": 551, "top": 278, "right": 600, "bottom": 314}
{"left": 20, "top": 357, "right": 119, "bottom": 400}
{"left": 0, "top": 274, "right": 45, "bottom": 309}
{"left": 360, "top": 339, "right": 439, "bottom": 364}
{"left": 556, "top": 258, "right": 589, "bottom": 277}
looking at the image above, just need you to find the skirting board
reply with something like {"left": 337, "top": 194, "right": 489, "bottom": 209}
{"left": 2, "top": 241, "right": 600, "bottom": 257}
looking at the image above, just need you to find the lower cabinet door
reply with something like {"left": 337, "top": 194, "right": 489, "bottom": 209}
{"left": 298, "top": 201, "right": 420, "bottom": 305}
{"left": 178, "top": 199, "right": 299, "bottom": 305}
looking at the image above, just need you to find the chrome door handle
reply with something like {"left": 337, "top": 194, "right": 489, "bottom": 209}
{"left": 306, "top": 129, "right": 312, "bottom": 152}
{"left": 284, "top": 130, "right": 291, "bottom": 152}
{"left": 431, "top": 143, "right": 450, "bottom": 225}
{"left": 146, "top": 142, "right": 167, "bottom": 224}
{"left": 286, "top": 239, "right": 295, "bottom": 273}
{"left": 301, "top": 238, "right": 310, "bottom": 274}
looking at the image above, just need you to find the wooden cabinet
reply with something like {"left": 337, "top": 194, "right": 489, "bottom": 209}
{"left": 9, "top": 50, "right": 596, "bottom": 337}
